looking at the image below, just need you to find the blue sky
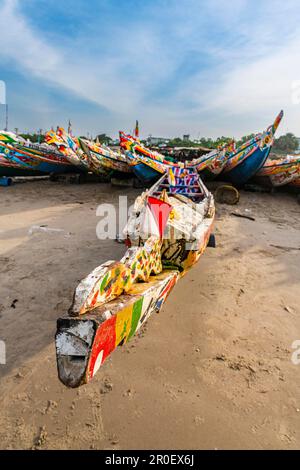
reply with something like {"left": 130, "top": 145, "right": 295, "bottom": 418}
{"left": 1, "top": 0, "right": 300, "bottom": 138}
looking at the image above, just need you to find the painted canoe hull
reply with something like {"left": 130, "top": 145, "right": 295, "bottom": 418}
{"left": 132, "top": 162, "right": 162, "bottom": 182}
{"left": 89, "top": 149, "right": 131, "bottom": 174}
{"left": 56, "top": 270, "right": 179, "bottom": 387}
{"left": 253, "top": 172, "right": 300, "bottom": 189}
{"left": 255, "top": 157, "right": 300, "bottom": 187}
{"left": 7, "top": 152, "right": 79, "bottom": 174}
{"left": 0, "top": 139, "right": 80, "bottom": 175}
{"left": 200, "top": 152, "right": 229, "bottom": 181}
{"left": 0, "top": 163, "right": 44, "bottom": 177}
{"left": 79, "top": 138, "right": 131, "bottom": 175}
{"left": 128, "top": 150, "right": 223, "bottom": 183}
{"left": 132, "top": 154, "right": 227, "bottom": 183}
{"left": 45, "top": 128, "right": 90, "bottom": 171}
{"left": 222, "top": 146, "right": 271, "bottom": 187}
{"left": 56, "top": 215, "right": 214, "bottom": 388}
{"left": 0, "top": 154, "right": 45, "bottom": 177}
{"left": 220, "top": 110, "right": 283, "bottom": 186}
{"left": 55, "top": 168, "right": 215, "bottom": 387}
{"left": 20, "top": 157, "right": 76, "bottom": 174}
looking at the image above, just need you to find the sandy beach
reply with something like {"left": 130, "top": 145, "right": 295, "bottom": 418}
{"left": 0, "top": 179, "right": 299, "bottom": 450}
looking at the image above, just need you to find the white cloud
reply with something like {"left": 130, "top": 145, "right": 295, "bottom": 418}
{"left": 1, "top": 0, "right": 300, "bottom": 137}
{"left": 0, "top": 0, "right": 60, "bottom": 73}
{"left": 0, "top": 0, "right": 164, "bottom": 114}
{"left": 197, "top": 33, "right": 300, "bottom": 136}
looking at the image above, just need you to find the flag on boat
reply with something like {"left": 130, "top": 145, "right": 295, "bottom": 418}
{"left": 134, "top": 120, "right": 139, "bottom": 138}
{"left": 141, "top": 196, "right": 172, "bottom": 238}
{"left": 68, "top": 120, "right": 72, "bottom": 136}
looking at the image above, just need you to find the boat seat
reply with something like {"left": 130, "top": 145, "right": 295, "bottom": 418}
{"left": 158, "top": 183, "right": 200, "bottom": 189}
{"left": 152, "top": 191, "right": 203, "bottom": 198}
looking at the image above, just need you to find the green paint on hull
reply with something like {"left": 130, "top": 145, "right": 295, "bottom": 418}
{"left": 128, "top": 297, "right": 143, "bottom": 340}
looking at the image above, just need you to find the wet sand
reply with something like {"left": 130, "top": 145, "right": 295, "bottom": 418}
{"left": 0, "top": 180, "right": 299, "bottom": 449}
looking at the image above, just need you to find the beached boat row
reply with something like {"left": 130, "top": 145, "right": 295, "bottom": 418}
{"left": 119, "top": 110, "right": 299, "bottom": 189}
{"left": 1, "top": 110, "right": 300, "bottom": 190}
{"left": 0, "top": 131, "right": 75, "bottom": 177}
{"left": 51, "top": 109, "right": 300, "bottom": 387}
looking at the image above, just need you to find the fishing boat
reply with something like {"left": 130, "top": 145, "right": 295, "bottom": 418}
{"left": 254, "top": 154, "right": 300, "bottom": 187}
{"left": 196, "top": 141, "right": 236, "bottom": 181}
{"left": 124, "top": 166, "right": 215, "bottom": 270}
{"left": 55, "top": 167, "right": 215, "bottom": 387}
{"left": 121, "top": 131, "right": 224, "bottom": 183}
{"left": 119, "top": 131, "right": 138, "bottom": 146}
{"left": 120, "top": 131, "right": 178, "bottom": 182}
{"left": 0, "top": 131, "right": 78, "bottom": 175}
{"left": 221, "top": 110, "right": 284, "bottom": 187}
{"left": 0, "top": 152, "right": 45, "bottom": 177}
{"left": 45, "top": 128, "right": 89, "bottom": 171}
{"left": 79, "top": 138, "right": 132, "bottom": 176}
{"left": 124, "top": 147, "right": 179, "bottom": 182}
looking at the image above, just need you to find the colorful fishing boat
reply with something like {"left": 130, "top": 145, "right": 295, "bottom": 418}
{"left": 121, "top": 131, "right": 224, "bottom": 183}
{"left": 55, "top": 167, "right": 215, "bottom": 387}
{"left": 120, "top": 131, "right": 178, "bottom": 181}
{"left": 79, "top": 138, "right": 132, "bottom": 175}
{"left": 119, "top": 131, "right": 141, "bottom": 151}
{"left": 124, "top": 148, "right": 179, "bottom": 182}
{"left": 221, "top": 110, "right": 284, "bottom": 187}
{"left": 197, "top": 141, "right": 236, "bottom": 180}
{"left": 45, "top": 128, "right": 89, "bottom": 171}
{"left": 124, "top": 166, "right": 215, "bottom": 270}
{"left": 254, "top": 154, "right": 300, "bottom": 187}
{"left": 0, "top": 131, "right": 78, "bottom": 175}
{"left": 0, "top": 152, "right": 45, "bottom": 177}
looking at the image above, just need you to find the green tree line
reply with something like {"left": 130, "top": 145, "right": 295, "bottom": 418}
{"left": 17, "top": 131, "right": 300, "bottom": 154}
{"left": 164, "top": 133, "right": 299, "bottom": 154}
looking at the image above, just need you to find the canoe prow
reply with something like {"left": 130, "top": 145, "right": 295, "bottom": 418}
{"left": 56, "top": 318, "right": 96, "bottom": 388}
{"left": 55, "top": 167, "right": 215, "bottom": 387}
{"left": 55, "top": 271, "right": 180, "bottom": 387}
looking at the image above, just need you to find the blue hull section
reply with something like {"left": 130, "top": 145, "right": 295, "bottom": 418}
{"left": 224, "top": 146, "right": 271, "bottom": 187}
{"left": 0, "top": 164, "right": 44, "bottom": 177}
{"left": 30, "top": 160, "right": 74, "bottom": 174}
{"left": 133, "top": 162, "right": 162, "bottom": 182}
{"left": 6, "top": 153, "right": 77, "bottom": 174}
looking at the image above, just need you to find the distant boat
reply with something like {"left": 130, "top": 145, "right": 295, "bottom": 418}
{"left": 45, "top": 128, "right": 89, "bottom": 171}
{"left": 255, "top": 154, "right": 300, "bottom": 187}
{"left": 0, "top": 131, "right": 79, "bottom": 175}
{"left": 125, "top": 148, "right": 176, "bottom": 182}
{"left": 120, "top": 131, "right": 223, "bottom": 183}
{"left": 79, "top": 138, "right": 132, "bottom": 176}
{"left": 195, "top": 141, "right": 235, "bottom": 180}
{"left": 221, "top": 110, "right": 284, "bottom": 187}
{"left": 0, "top": 153, "right": 45, "bottom": 177}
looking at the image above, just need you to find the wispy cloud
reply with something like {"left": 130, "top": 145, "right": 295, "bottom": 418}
{"left": 0, "top": 0, "right": 169, "bottom": 115}
{"left": 1, "top": 0, "right": 300, "bottom": 137}
{"left": 0, "top": 0, "right": 136, "bottom": 113}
